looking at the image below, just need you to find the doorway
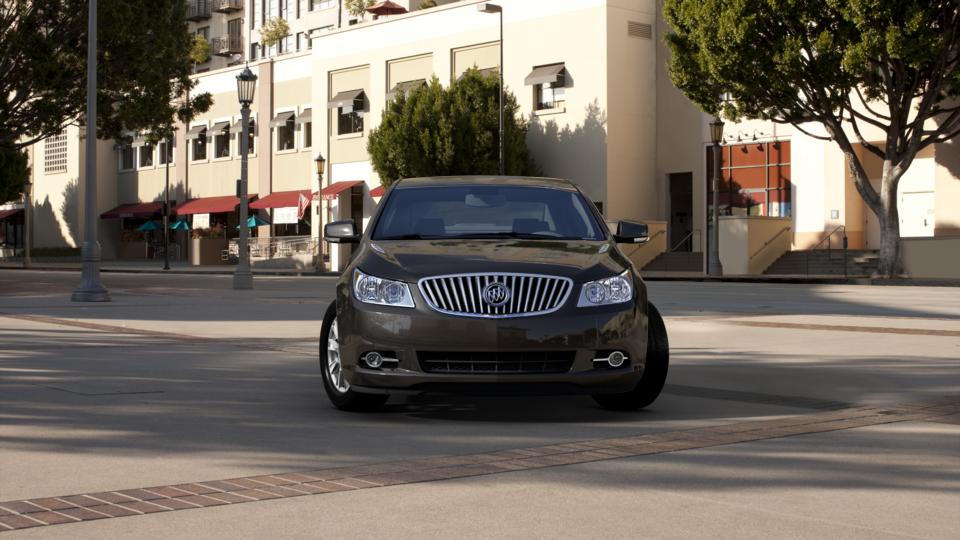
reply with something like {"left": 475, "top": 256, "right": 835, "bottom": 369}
{"left": 669, "top": 172, "right": 693, "bottom": 251}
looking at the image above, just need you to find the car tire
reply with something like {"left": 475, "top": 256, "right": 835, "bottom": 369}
{"left": 592, "top": 302, "right": 669, "bottom": 411}
{"left": 319, "top": 302, "right": 388, "bottom": 412}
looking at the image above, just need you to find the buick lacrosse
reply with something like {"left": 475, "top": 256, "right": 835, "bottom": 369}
{"left": 320, "top": 176, "right": 668, "bottom": 412}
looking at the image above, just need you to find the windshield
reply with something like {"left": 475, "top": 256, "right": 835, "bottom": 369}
{"left": 372, "top": 185, "right": 606, "bottom": 241}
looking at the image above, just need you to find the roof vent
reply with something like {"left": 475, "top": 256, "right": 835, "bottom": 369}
{"left": 628, "top": 21, "right": 652, "bottom": 40}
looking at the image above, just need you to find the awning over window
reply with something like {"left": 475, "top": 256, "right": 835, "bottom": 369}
{"left": 385, "top": 80, "right": 426, "bottom": 101}
{"left": 185, "top": 125, "right": 207, "bottom": 140}
{"left": 269, "top": 111, "right": 295, "bottom": 128}
{"left": 295, "top": 109, "right": 312, "bottom": 125}
{"left": 231, "top": 118, "right": 256, "bottom": 131}
{"left": 317, "top": 180, "right": 364, "bottom": 201}
{"left": 250, "top": 190, "right": 313, "bottom": 209}
{"left": 176, "top": 195, "right": 256, "bottom": 215}
{"left": 524, "top": 64, "right": 565, "bottom": 86}
{"left": 328, "top": 89, "right": 365, "bottom": 109}
{"left": 0, "top": 208, "right": 23, "bottom": 220}
{"left": 210, "top": 121, "right": 230, "bottom": 133}
{"left": 369, "top": 185, "right": 385, "bottom": 198}
{"left": 100, "top": 201, "right": 165, "bottom": 219}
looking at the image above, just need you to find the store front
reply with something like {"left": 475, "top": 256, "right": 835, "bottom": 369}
{"left": 176, "top": 195, "right": 257, "bottom": 265}
{"left": 100, "top": 202, "right": 169, "bottom": 260}
{"left": 0, "top": 208, "right": 24, "bottom": 258}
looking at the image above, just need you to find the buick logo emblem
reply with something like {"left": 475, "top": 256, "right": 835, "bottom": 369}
{"left": 482, "top": 282, "right": 511, "bottom": 307}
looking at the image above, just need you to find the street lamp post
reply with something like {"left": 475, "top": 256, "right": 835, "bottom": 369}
{"left": 314, "top": 151, "right": 325, "bottom": 272}
{"left": 708, "top": 118, "right": 725, "bottom": 277}
{"left": 72, "top": 0, "right": 110, "bottom": 302}
{"left": 163, "top": 135, "right": 171, "bottom": 271}
{"left": 234, "top": 66, "right": 257, "bottom": 290}
{"left": 23, "top": 180, "right": 31, "bottom": 269}
{"left": 478, "top": 3, "right": 504, "bottom": 175}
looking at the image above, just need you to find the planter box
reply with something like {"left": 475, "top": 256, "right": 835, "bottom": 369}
{"left": 190, "top": 238, "right": 228, "bottom": 266}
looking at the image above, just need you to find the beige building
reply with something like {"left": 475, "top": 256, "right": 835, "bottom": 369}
{"left": 7, "top": 0, "right": 960, "bottom": 278}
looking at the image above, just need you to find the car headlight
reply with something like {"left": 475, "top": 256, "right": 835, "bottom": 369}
{"left": 577, "top": 270, "right": 633, "bottom": 307}
{"left": 353, "top": 269, "right": 415, "bottom": 308}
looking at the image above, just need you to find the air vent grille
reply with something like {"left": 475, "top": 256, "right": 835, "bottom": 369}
{"left": 628, "top": 21, "right": 652, "bottom": 40}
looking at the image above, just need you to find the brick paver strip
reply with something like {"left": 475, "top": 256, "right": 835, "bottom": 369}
{"left": 0, "top": 396, "right": 955, "bottom": 532}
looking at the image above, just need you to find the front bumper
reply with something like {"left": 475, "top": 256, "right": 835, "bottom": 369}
{"left": 336, "top": 295, "right": 649, "bottom": 396}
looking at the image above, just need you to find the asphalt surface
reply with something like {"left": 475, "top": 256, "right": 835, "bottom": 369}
{"left": 0, "top": 270, "right": 957, "bottom": 538}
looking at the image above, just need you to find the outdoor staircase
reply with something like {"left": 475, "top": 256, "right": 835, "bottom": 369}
{"left": 642, "top": 251, "right": 704, "bottom": 273}
{"left": 764, "top": 250, "right": 880, "bottom": 276}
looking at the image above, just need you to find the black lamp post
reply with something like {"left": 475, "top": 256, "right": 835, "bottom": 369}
{"left": 23, "top": 180, "right": 31, "bottom": 269}
{"left": 478, "top": 2, "right": 504, "bottom": 175}
{"left": 314, "top": 151, "right": 325, "bottom": 272}
{"left": 708, "top": 118, "right": 725, "bottom": 276}
{"left": 234, "top": 66, "right": 257, "bottom": 290}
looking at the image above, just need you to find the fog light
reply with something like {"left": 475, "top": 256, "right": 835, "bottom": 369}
{"left": 363, "top": 352, "right": 384, "bottom": 369}
{"left": 607, "top": 351, "right": 627, "bottom": 368}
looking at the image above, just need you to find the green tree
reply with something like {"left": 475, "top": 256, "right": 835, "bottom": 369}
{"left": 0, "top": 0, "right": 212, "bottom": 201}
{"left": 259, "top": 16, "right": 290, "bottom": 49}
{"left": 345, "top": 0, "right": 375, "bottom": 19}
{"left": 664, "top": 0, "right": 960, "bottom": 277}
{"left": 189, "top": 34, "right": 212, "bottom": 65}
{"left": 368, "top": 69, "right": 536, "bottom": 186}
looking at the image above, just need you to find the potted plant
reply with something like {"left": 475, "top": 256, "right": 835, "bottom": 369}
{"left": 189, "top": 224, "right": 228, "bottom": 265}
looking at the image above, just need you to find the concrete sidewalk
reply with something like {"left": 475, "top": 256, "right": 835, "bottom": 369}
{"left": 3, "top": 261, "right": 959, "bottom": 285}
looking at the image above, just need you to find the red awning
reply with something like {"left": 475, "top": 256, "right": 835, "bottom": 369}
{"left": 176, "top": 195, "right": 256, "bottom": 215}
{"left": 317, "top": 181, "right": 364, "bottom": 201}
{"left": 100, "top": 202, "right": 164, "bottom": 219}
{"left": 367, "top": 0, "right": 407, "bottom": 15}
{"left": 250, "top": 190, "right": 313, "bottom": 209}
{"left": 370, "top": 185, "right": 386, "bottom": 198}
{"left": 0, "top": 208, "right": 23, "bottom": 220}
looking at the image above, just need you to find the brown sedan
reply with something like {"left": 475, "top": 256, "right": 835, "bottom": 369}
{"left": 321, "top": 176, "right": 668, "bottom": 411}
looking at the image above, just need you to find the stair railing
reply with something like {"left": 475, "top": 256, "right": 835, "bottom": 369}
{"left": 805, "top": 225, "right": 847, "bottom": 277}
{"left": 749, "top": 226, "right": 792, "bottom": 262}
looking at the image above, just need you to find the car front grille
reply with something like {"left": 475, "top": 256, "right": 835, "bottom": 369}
{"left": 418, "top": 351, "right": 576, "bottom": 374}
{"left": 418, "top": 273, "right": 573, "bottom": 318}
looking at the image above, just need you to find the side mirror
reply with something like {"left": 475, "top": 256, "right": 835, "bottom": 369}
{"left": 613, "top": 220, "right": 649, "bottom": 244}
{"left": 324, "top": 219, "right": 360, "bottom": 244}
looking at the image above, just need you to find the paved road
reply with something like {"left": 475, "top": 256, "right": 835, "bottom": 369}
{"left": 0, "top": 270, "right": 957, "bottom": 538}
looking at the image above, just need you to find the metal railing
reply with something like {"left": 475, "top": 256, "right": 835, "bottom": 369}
{"left": 806, "top": 225, "right": 848, "bottom": 277}
{"left": 669, "top": 229, "right": 701, "bottom": 253}
{"left": 212, "top": 35, "right": 243, "bottom": 56}
{"left": 749, "top": 226, "right": 791, "bottom": 261}
{"left": 224, "top": 235, "right": 321, "bottom": 262}
{"left": 212, "top": 0, "right": 243, "bottom": 12}
{"left": 187, "top": 0, "right": 212, "bottom": 20}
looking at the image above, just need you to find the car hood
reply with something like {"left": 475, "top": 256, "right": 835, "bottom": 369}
{"left": 353, "top": 239, "right": 630, "bottom": 283}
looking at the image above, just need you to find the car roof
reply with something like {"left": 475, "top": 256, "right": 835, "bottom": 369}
{"left": 394, "top": 176, "right": 579, "bottom": 191}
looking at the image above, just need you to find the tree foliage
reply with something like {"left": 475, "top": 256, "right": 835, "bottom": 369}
{"left": 259, "top": 16, "right": 290, "bottom": 49}
{"left": 0, "top": 0, "right": 212, "bottom": 201}
{"left": 664, "top": 0, "right": 960, "bottom": 277}
{"left": 368, "top": 69, "right": 536, "bottom": 186}
{"left": 189, "top": 34, "right": 212, "bottom": 65}
{"left": 345, "top": 0, "right": 375, "bottom": 19}
{"left": 0, "top": 147, "right": 29, "bottom": 205}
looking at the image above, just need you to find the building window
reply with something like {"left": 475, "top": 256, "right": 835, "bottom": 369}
{"left": 215, "top": 127, "right": 231, "bottom": 158}
{"left": 296, "top": 32, "right": 302, "bottom": 51}
{"left": 196, "top": 26, "right": 210, "bottom": 40}
{"left": 708, "top": 140, "right": 792, "bottom": 218}
{"left": 119, "top": 144, "right": 134, "bottom": 171}
{"left": 139, "top": 144, "right": 154, "bottom": 168}
{"left": 303, "top": 122, "right": 312, "bottom": 148}
{"left": 158, "top": 139, "right": 174, "bottom": 165}
{"left": 277, "top": 116, "right": 296, "bottom": 150}
{"left": 192, "top": 129, "right": 208, "bottom": 161}
{"left": 44, "top": 131, "right": 68, "bottom": 174}
{"left": 338, "top": 105, "right": 363, "bottom": 135}
{"left": 247, "top": 121, "right": 256, "bottom": 155}
{"left": 250, "top": 43, "right": 259, "bottom": 60}
{"left": 311, "top": 0, "right": 335, "bottom": 10}
{"left": 536, "top": 81, "right": 565, "bottom": 110}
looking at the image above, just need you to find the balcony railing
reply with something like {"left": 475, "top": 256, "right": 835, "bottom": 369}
{"left": 212, "top": 35, "right": 243, "bottom": 56}
{"left": 187, "top": 0, "right": 212, "bottom": 21}
{"left": 213, "top": 0, "right": 243, "bottom": 13}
